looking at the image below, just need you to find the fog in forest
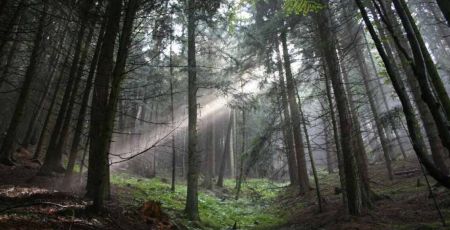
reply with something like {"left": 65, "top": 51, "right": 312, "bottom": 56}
{"left": 1, "top": 0, "right": 450, "bottom": 229}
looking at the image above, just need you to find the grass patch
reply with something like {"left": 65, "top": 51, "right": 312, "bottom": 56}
{"left": 111, "top": 173, "right": 287, "bottom": 229}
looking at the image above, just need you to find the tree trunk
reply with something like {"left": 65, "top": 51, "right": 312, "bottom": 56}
{"left": 170, "top": 79, "right": 176, "bottom": 192}
{"left": 344, "top": 27, "right": 394, "bottom": 179}
{"left": 337, "top": 46, "right": 372, "bottom": 207}
{"left": 280, "top": 30, "right": 310, "bottom": 194}
{"left": 324, "top": 117, "right": 334, "bottom": 174}
{"left": 86, "top": 0, "right": 123, "bottom": 210}
{"left": 323, "top": 73, "right": 346, "bottom": 207}
{"left": 299, "top": 100, "right": 322, "bottom": 212}
{"left": 217, "top": 111, "right": 233, "bottom": 187}
{"left": 315, "top": 3, "right": 366, "bottom": 215}
{"left": 204, "top": 118, "right": 214, "bottom": 189}
{"left": 78, "top": 137, "right": 89, "bottom": 183}
{"left": 22, "top": 27, "right": 66, "bottom": 148}
{"left": 356, "top": 0, "right": 450, "bottom": 188}
{"left": 0, "top": 0, "right": 25, "bottom": 56}
{"left": 275, "top": 38, "right": 299, "bottom": 185}
{"left": 436, "top": 0, "right": 450, "bottom": 26}
{"left": 0, "top": 14, "right": 22, "bottom": 89}
{"left": 33, "top": 37, "right": 76, "bottom": 161}
{"left": 0, "top": 1, "right": 47, "bottom": 165}
{"left": 362, "top": 31, "right": 408, "bottom": 159}
{"left": 399, "top": 0, "right": 450, "bottom": 123}
{"left": 40, "top": 1, "right": 93, "bottom": 174}
{"left": 64, "top": 20, "right": 104, "bottom": 185}
{"left": 53, "top": 22, "right": 94, "bottom": 173}
{"left": 184, "top": 0, "right": 200, "bottom": 221}
{"left": 385, "top": 0, "right": 450, "bottom": 154}
{"left": 378, "top": 0, "right": 449, "bottom": 173}
{"left": 0, "top": 0, "right": 9, "bottom": 17}
{"left": 358, "top": 56, "right": 394, "bottom": 179}
{"left": 230, "top": 110, "right": 236, "bottom": 178}
{"left": 235, "top": 109, "right": 245, "bottom": 200}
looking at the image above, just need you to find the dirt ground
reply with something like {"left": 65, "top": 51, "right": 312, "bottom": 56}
{"left": 277, "top": 160, "right": 450, "bottom": 230}
{"left": 0, "top": 150, "right": 171, "bottom": 230}
{"left": 1, "top": 150, "right": 450, "bottom": 229}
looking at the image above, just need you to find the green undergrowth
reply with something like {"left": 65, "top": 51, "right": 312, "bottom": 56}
{"left": 111, "top": 173, "right": 288, "bottom": 229}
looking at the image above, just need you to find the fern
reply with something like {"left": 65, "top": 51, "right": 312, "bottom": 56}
{"left": 284, "top": 0, "right": 324, "bottom": 15}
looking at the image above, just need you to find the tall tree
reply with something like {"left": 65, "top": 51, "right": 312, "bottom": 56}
{"left": 40, "top": 0, "right": 93, "bottom": 174}
{"left": 33, "top": 36, "right": 76, "bottom": 161}
{"left": 87, "top": 0, "right": 140, "bottom": 211}
{"left": 217, "top": 111, "right": 233, "bottom": 187}
{"left": 0, "top": 0, "right": 48, "bottom": 165}
{"left": 64, "top": 18, "right": 106, "bottom": 185}
{"left": 379, "top": 0, "right": 450, "bottom": 153}
{"left": 185, "top": 0, "right": 200, "bottom": 221}
{"left": 362, "top": 31, "right": 407, "bottom": 160}
{"left": 22, "top": 25, "right": 67, "bottom": 148}
{"left": 314, "top": 2, "right": 370, "bottom": 215}
{"left": 356, "top": 0, "right": 450, "bottom": 188}
{"left": 299, "top": 100, "right": 322, "bottom": 212}
{"left": 371, "top": 2, "right": 448, "bottom": 172}
{"left": 0, "top": 0, "right": 25, "bottom": 56}
{"left": 275, "top": 38, "right": 299, "bottom": 185}
{"left": 280, "top": 30, "right": 310, "bottom": 193}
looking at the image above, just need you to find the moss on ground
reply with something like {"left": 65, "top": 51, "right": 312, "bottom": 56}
{"left": 111, "top": 173, "right": 287, "bottom": 229}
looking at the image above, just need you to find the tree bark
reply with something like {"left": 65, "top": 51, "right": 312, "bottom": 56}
{"left": 362, "top": 31, "right": 407, "bottom": 159}
{"left": 344, "top": 27, "right": 394, "bottom": 179}
{"left": 22, "top": 26, "right": 67, "bottom": 148}
{"left": 315, "top": 3, "right": 366, "bottom": 215}
{"left": 324, "top": 117, "right": 334, "bottom": 174}
{"left": 185, "top": 0, "right": 200, "bottom": 221}
{"left": 378, "top": 0, "right": 449, "bottom": 173}
{"left": 399, "top": 0, "right": 450, "bottom": 124}
{"left": 64, "top": 20, "right": 105, "bottom": 185}
{"left": 436, "top": 0, "right": 450, "bottom": 27}
{"left": 40, "top": 0, "right": 92, "bottom": 174}
{"left": 217, "top": 111, "right": 233, "bottom": 187}
{"left": 235, "top": 109, "right": 245, "bottom": 200}
{"left": 0, "top": 0, "right": 9, "bottom": 17}
{"left": 337, "top": 46, "right": 372, "bottom": 207}
{"left": 323, "top": 73, "right": 346, "bottom": 207}
{"left": 275, "top": 38, "right": 299, "bottom": 185}
{"left": 0, "top": 1, "right": 47, "bottom": 165}
{"left": 299, "top": 100, "right": 322, "bottom": 212}
{"left": 0, "top": 0, "right": 25, "bottom": 56}
{"left": 203, "top": 118, "right": 214, "bottom": 189}
{"left": 356, "top": 0, "right": 450, "bottom": 188}
{"left": 170, "top": 79, "right": 176, "bottom": 192}
{"left": 280, "top": 30, "right": 310, "bottom": 194}
{"left": 86, "top": 0, "right": 123, "bottom": 210}
{"left": 382, "top": 0, "right": 450, "bottom": 154}
{"left": 33, "top": 36, "right": 76, "bottom": 161}
{"left": 0, "top": 14, "right": 22, "bottom": 89}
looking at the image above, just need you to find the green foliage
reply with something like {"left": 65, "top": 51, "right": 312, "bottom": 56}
{"left": 228, "top": 9, "right": 238, "bottom": 33}
{"left": 284, "top": 0, "right": 324, "bottom": 15}
{"left": 111, "top": 174, "right": 286, "bottom": 229}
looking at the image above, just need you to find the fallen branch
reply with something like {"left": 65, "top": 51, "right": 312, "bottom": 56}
{"left": 394, "top": 169, "right": 421, "bottom": 176}
{"left": 0, "top": 201, "right": 66, "bottom": 213}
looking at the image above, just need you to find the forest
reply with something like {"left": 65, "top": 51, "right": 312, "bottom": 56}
{"left": 0, "top": 0, "right": 450, "bottom": 229}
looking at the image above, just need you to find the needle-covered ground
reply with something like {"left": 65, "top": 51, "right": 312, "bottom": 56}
{"left": 275, "top": 161, "right": 450, "bottom": 230}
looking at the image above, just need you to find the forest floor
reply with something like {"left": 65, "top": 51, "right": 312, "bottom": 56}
{"left": 0, "top": 150, "right": 449, "bottom": 229}
{"left": 277, "top": 160, "right": 450, "bottom": 230}
{"left": 0, "top": 150, "right": 161, "bottom": 230}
